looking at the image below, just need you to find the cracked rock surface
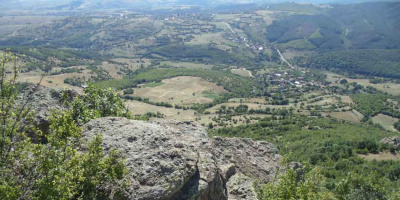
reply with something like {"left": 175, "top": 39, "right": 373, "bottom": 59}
{"left": 83, "top": 118, "right": 287, "bottom": 200}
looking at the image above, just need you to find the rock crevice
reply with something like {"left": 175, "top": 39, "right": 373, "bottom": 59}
{"left": 83, "top": 118, "right": 290, "bottom": 200}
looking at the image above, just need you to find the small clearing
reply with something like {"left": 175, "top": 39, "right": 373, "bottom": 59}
{"left": 327, "top": 110, "right": 363, "bottom": 123}
{"left": 372, "top": 114, "right": 399, "bottom": 132}
{"left": 231, "top": 68, "right": 253, "bottom": 77}
{"left": 359, "top": 152, "right": 400, "bottom": 161}
{"left": 133, "top": 76, "right": 227, "bottom": 105}
{"left": 17, "top": 70, "right": 94, "bottom": 94}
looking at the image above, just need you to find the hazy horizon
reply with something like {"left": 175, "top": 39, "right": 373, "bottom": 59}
{"left": 1, "top": 0, "right": 398, "bottom": 11}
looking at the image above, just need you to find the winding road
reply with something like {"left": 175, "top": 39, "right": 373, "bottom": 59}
{"left": 275, "top": 48, "right": 295, "bottom": 69}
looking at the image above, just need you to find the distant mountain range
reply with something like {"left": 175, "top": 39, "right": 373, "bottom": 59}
{"left": 0, "top": 0, "right": 398, "bottom": 11}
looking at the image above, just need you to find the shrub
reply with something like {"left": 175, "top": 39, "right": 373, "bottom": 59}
{"left": 0, "top": 52, "right": 130, "bottom": 200}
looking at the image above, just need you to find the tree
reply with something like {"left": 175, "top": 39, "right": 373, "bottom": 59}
{"left": 394, "top": 121, "right": 400, "bottom": 132}
{"left": 0, "top": 51, "right": 130, "bottom": 200}
{"left": 123, "top": 88, "right": 134, "bottom": 95}
{"left": 255, "top": 167, "right": 336, "bottom": 200}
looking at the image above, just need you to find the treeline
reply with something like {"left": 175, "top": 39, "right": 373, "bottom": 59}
{"left": 215, "top": 104, "right": 292, "bottom": 116}
{"left": 0, "top": 52, "right": 131, "bottom": 199}
{"left": 267, "top": 14, "right": 344, "bottom": 51}
{"left": 95, "top": 68, "right": 256, "bottom": 97}
{"left": 210, "top": 116, "right": 400, "bottom": 196}
{"left": 122, "top": 95, "right": 174, "bottom": 108}
{"left": 266, "top": 2, "right": 400, "bottom": 51}
{"left": 1, "top": 46, "right": 103, "bottom": 71}
{"left": 1, "top": 46, "right": 102, "bottom": 61}
{"left": 329, "top": 2, "right": 400, "bottom": 49}
{"left": 298, "top": 49, "right": 400, "bottom": 79}
{"left": 151, "top": 45, "right": 256, "bottom": 66}
{"left": 352, "top": 93, "right": 400, "bottom": 119}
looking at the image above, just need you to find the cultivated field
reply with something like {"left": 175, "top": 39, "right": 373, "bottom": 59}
{"left": 132, "top": 76, "right": 227, "bottom": 105}
{"left": 17, "top": 70, "right": 95, "bottom": 94}
{"left": 231, "top": 68, "right": 253, "bottom": 77}
{"left": 326, "top": 110, "right": 363, "bottom": 123}
{"left": 125, "top": 100, "right": 197, "bottom": 121}
{"left": 372, "top": 114, "right": 399, "bottom": 132}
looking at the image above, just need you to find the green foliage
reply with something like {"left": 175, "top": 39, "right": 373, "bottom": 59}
{"left": 64, "top": 77, "right": 84, "bottom": 87}
{"left": 268, "top": 2, "right": 400, "bottom": 50}
{"left": 267, "top": 14, "right": 344, "bottom": 51}
{"left": 0, "top": 52, "right": 130, "bottom": 200}
{"left": 123, "top": 88, "right": 134, "bottom": 95}
{"left": 51, "top": 68, "right": 83, "bottom": 75}
{"left": 255, "top": 167, "right": 336, "bottom": 200}
{"left": 142, "top": 82, "right": 163, "bottom": 88}
{"left": 256, "top": 167, "right": 397, "bottom": 200}
{"left": 151, "top": 45, "right": 254, "bottom": 66}
{"left": 95, "top": 68, "right": 255, "bottom": 98}
{"left": 210, "top": 116, "right": 400, "bottom": 196}
{"left": 269, "top": 2, "right": 325, "bottom": 14}
{"left": 1, "top": 46, "right": 101, "bottom": 69}
{"left": 65, "top": 84, "right": 132, "bottom": 125}
{"left": 352, "top": 93, "right": 400, "bottom": 118}
{"left": 330, "top": 2, "right": 400, "bottom": 49}
{"left": 299, "top": 50, "right": 400, "bottom": 79}
{"left": 395, "top": 122, "right": 400, "bottom": 132}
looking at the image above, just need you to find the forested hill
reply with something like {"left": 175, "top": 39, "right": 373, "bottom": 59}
{"left": 266, "top": 2, "right": 400, "bottom": 79}
{"left": 297, "top": 49, "right": 400, "bottom": 78}
{"left": 330, "top": 2, "right": 400, "bottom": 49}
{"left": 267, "top": 2, "right": 400, "bottom": 51}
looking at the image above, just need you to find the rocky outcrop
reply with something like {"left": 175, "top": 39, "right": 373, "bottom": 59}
{"left": 18, "top": 85, "right": 77, "bottom": 133}
{"left": 212, "top": 137, "right": 283, "bottom": 183}
{"left": 83, "top": 118, "right": 293, "bottom": 200}
{"left": 226, "top": 172, "right": 257, "bottom": 200}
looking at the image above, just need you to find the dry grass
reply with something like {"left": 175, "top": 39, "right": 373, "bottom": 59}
{"left": 254, "top": 10, "right": 276, "bottom": 25}
{"left": 358, "top": 152, "right": 400, "bottom": 161}
{"left": 17, "top": 70, "right": 95, "bottom": 94}
{"left": 326, "top": 110, "right": 363, "bottom": 122}
{"left": 133, "top": 76, "right": 227, "bottom": 105}
{"left": 231, "top": 68, "right": 253, "bottom": 77}
{"left": 99, "top": 59, "right": 151, "bottom": 79}
{"left": 207, "top": 102, "right": 296, "bottom": 113}
{"left": 228, "top": 98, "right": 267, "bottom": 104}
{"left": 188, "top": 32, "right": 225, "bottom": 45}
{"left": 159, "top": 61, "right": 214, "bottom": 69}
{"left": 111, "top": 58, "right": 151, "bottom": 67}
{"left": 325, "top": 72, "right": 400, "bottom": 96}
{"left": 372, "top": 114, "right": 399, "bottom": 132}
{"left": 281, "top": 50, "right": 312, "bottom": 60}
{"left": 99, "top": 61, "right": 123, "bottom": 79}
{"left": 125, "top": 100, "right": 197, "bottom": 121}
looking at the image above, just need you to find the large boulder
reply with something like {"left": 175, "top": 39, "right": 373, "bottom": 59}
{"left": 83, "top": 118, "right": 291, "bottom": 200}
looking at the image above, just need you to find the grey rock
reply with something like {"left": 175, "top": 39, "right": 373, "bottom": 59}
{"left": 212, "top": 137, "right": 283, "bottom": 183}
{"left": 227, "top": 172, "right": 257, "bottom": 200}
{"left": 83, "top": 118, "right": 293, "bottom": 200}
{"left": 18, "top": 85, "right": 77, "bottom": 133}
